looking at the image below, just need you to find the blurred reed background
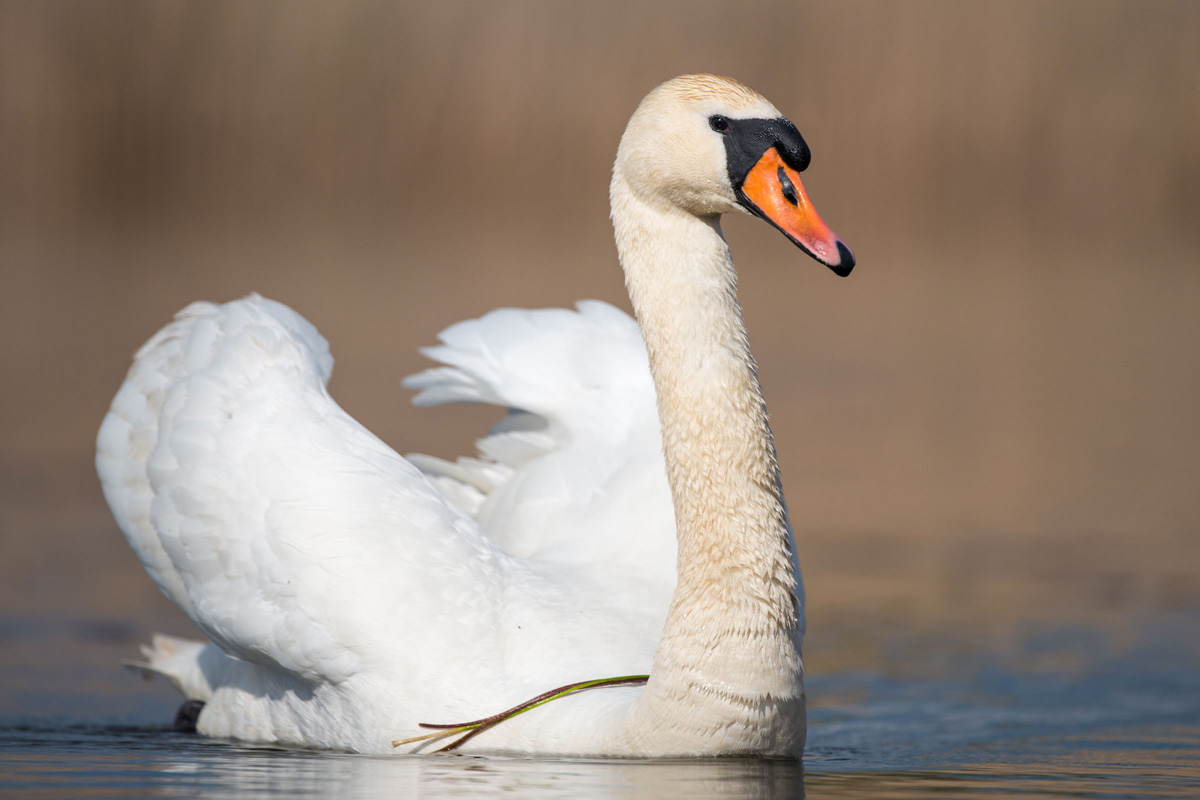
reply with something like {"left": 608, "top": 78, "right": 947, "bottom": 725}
{"left": 1, "top": 1, "right": 1198, "bottom": 670}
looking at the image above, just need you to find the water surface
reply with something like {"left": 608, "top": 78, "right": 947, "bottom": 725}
{"left": 2, "top": 608, "right": 1197, "bottom": 798}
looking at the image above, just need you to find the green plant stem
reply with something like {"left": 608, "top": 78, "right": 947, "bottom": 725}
{"left": 391, "top": 674, "right": 649, "bottom": 752}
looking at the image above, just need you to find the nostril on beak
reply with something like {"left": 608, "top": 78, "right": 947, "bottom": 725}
{"left": 777, "top": 167, "right": 799, "bottom": 207}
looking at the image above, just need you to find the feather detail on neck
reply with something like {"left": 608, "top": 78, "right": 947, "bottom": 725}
{"left": 611, "top": 173, "right": 805, "bottom": 755}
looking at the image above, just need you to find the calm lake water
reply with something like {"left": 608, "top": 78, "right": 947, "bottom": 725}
{"left": 2, "top": 607, "right": 1198, "bottom": 798}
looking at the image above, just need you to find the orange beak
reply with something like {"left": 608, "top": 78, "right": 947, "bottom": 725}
{"left": 738, "top": 148, "right": 855, "bottom": 276}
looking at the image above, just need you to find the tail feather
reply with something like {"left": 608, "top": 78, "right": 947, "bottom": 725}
{"left": 122, "top": 634, "right": 214, "bottom": 701}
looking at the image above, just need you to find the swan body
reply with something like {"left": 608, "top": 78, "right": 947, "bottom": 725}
{"left": 97, "top": 74, "right": 854, "bottom": 757}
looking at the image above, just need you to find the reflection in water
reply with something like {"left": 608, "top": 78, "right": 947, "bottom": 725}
{"left": 0, "top": 728, "right": 808, "bottom": 799}
{"left": 4, "top": 719, "right": 1200, "bottom": 799}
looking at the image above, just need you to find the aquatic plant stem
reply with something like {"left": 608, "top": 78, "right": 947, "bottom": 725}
{"left": 391, "top": 675, "right": 650, "bottom": 752}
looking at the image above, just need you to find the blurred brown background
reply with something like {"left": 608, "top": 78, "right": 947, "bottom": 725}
{"left": 2, "top": 1, "right": 1198, "bottom": 669}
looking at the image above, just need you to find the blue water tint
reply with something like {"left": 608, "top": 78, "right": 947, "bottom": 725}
{"left": 1, "top": 611, "right": 1198, "bottom": 798}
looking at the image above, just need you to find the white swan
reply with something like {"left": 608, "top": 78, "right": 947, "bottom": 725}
{"left": 96, "top": 74, "right": 854, "bottom": 757}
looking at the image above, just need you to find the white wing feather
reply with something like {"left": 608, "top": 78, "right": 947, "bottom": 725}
{"left": 99, "top": 297, "right": 507, "bottom": 683}
{"left": 404, "top": 301, "right": 676, "bottom": 588}
{"left": 96, "top": 295, "right": 675, "bottom": 751}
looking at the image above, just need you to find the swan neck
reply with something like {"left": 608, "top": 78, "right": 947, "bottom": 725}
{"left": 611, "top": 174, "right": 805, "bottom": 753}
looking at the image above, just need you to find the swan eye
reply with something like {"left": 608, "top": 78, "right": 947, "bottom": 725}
{"left": 708, "top": 115, "right": 730, "bottom": 133}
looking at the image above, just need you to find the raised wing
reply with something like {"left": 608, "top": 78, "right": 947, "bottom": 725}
{"left": 96, "top": 296, "right": 508, "bottom": 685}
{"left": 403, "top": 301, "right": 677, "bottom": 591}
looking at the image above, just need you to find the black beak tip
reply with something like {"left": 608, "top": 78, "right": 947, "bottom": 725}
{"left": 829, "top": 241, "right": 855, "bottom": 277}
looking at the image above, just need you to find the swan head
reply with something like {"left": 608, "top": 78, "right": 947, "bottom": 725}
{"left": 614, "top": 74, "right": 854, "bottom": 276}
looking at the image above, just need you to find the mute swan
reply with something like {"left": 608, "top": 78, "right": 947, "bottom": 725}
{"left": 96, "top": 74, "right": 854, "bottom": 757}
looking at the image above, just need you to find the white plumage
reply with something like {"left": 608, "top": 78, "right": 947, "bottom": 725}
{"left": 405, "top": 301, "right": 675, "bottom": 586}
{"left": 99, "top": 295, "right": 671, "bottom": 752}
{"left": 97, "top": 74, "right": 854, "bottom": 757}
